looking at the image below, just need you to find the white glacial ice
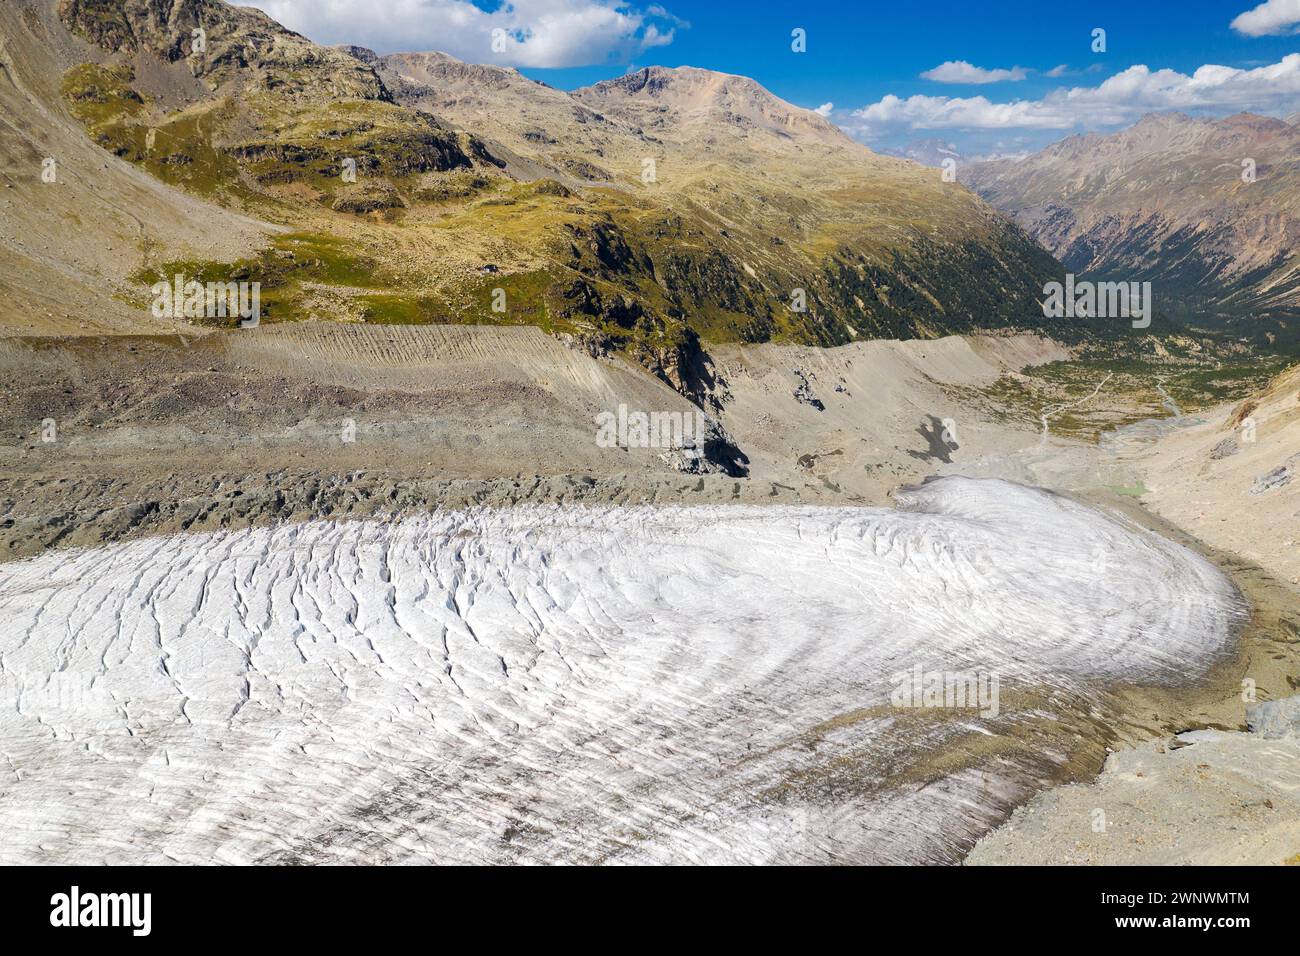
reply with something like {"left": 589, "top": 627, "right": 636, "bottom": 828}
{"left": 0, "top": 477, "right": 1242, "bottom": 864}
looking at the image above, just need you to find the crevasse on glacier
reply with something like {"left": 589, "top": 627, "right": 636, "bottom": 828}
{"left": 0, "top": 477, "right": 1242, "bottom": 864}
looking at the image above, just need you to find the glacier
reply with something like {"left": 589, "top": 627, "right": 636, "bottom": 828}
{"left": 0, "top": 477, "right": 1243, "bottom": 864}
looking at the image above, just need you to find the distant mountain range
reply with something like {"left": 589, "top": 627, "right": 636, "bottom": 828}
{"left": 356, "top": 51, "right": 1068, "bottom": 354}
{"left": 966, "top": 112, "right": 1300, "bottom": 334}
{"left": 2, "top": 0, "right": 1070, "bottom": 383}
{"left": 23, "top": 0, "right": 1299, "bottom": 365}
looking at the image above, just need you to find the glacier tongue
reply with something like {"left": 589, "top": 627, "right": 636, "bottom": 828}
{"left": 0, "top": 477, "right": 1241, "bottom": 864}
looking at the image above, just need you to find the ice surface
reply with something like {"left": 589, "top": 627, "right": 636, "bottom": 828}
{"left": 0, "top": 477, "right": 1241, "bottom": 863}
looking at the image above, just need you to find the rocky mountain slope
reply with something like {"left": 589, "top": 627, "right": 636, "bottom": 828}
{"left": 373, "top": 50, "right": 623, "bottom": 183}
{"left": 4, "top": 0, "right": 1067, "bottom": 399}
{"left": 966, "top": 112, "right": 1300, "bottom": 335}
{"left": 1129, "top": 359, "right": 1300, "bottom": 588}
{"left": 969, "top": 716, "right": 1300, "bottom": 865}
{"left": 0, "top": 1, "right": 267, "bottom": 334}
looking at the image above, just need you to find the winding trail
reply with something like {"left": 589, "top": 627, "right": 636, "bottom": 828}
{"left": 1039, "top": 372, "right": 1114, "bottom": 443}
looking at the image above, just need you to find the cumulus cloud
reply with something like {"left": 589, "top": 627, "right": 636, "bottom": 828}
{"left": 920, "top": 61, "right": 1028, "bottom": 84}
{"left": 1044, "top": 64, "right": 1069, "bottom": 78}
{"left": 814, "top": 102, "right": 834, "bottom": 117}
{"left": 242, "top": 0, "right": 685, "bottom": 68}
{"left": 847, "top": 54, "right": 1300, "bottom": 136}
{"left": 853, "top": 94, "right": 1069, "bottom": 132}
{"left": 1231, "top": 0, "right": 1300, "bottom": 36}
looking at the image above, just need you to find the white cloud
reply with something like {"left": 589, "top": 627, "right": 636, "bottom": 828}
{"left": 814, "top": 102, "right": 834, "bottom": 117}
{"left": 848, "top": 54, "right": 1300, "bottom": 136}
{"left": 242, "top": 0, "right": 684, "bottom": 68}
{"left": 920, "top": 61, "right": 1028, "bottom": 84}
{"left": 1231, "top": 0, "right": 1300, "bottom": 36}
{"left": 853, "top": 94, "right": 1070, "bottom": 132}
{"left": 1045, "top": 64, "right": 1069, "bottom": 78}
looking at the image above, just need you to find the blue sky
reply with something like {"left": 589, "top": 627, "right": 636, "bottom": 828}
{"left": 247, "top": 0, "right": 1300, "bottom": 158}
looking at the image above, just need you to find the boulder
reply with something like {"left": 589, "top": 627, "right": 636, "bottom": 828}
{"left": 1246, "top": 695, "right": 1300, "bottom": 739}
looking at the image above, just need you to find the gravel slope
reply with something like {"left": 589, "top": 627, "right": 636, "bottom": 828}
{"left": 967, "top": 726, "right": 1300, "bottom": 866}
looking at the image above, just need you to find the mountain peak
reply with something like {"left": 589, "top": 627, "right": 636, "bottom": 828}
{"left": 1216, "top": 111, "right": 1293, "bottom": 133}
{"left": 574, "top": 65, "right": 846, "bottom": 147}
{"left": 589, "top": 65, "right": 759, "bottom": 96}
{"left": 378, "top": 50, "right": 530, "bottom": 89}
{"left": 1132, "top": 111, "right": 1196, "bottom": 127}
{"left": 60, "top": 0, "right": 389, "bottom": 100}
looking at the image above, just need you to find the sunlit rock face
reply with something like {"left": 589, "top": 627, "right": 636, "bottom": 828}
{"left": 0, "top": 478, "right": 1242, "bottom": 864}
